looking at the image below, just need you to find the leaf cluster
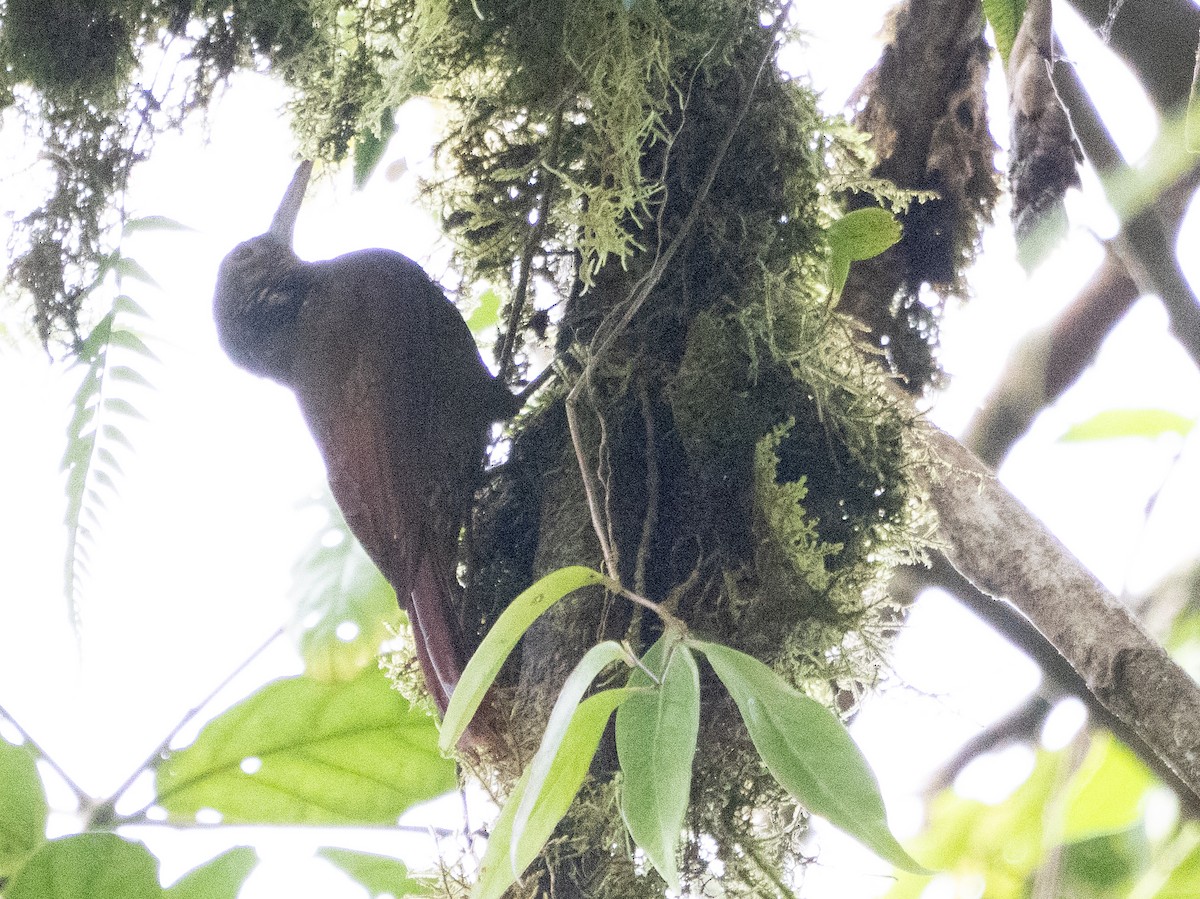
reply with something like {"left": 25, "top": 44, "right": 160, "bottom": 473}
{"left": 0, "top": 666, "right": 444, "bottom": 898}
{"left": 1, "top": 474, "right": 465, "bottom": 898}
{"left": 440, "top": 567, "right": 927, "bottom": 899}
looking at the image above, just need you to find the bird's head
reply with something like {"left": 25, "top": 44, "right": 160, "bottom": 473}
{"left": 213, "top": 160, "right": 313, "bottom": 382}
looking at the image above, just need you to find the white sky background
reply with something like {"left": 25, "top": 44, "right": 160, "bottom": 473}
{"left": 1, "top": 2, "right": 1199, "bottom": 897}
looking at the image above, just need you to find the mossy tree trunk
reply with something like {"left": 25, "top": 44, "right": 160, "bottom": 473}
{"left": 452, "top": 5, "right": 939, "bottom": 895}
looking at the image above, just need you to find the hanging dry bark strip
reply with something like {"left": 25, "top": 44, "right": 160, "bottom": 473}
{"left": 904, "top": 396, "right": 1200, "bottom": 806}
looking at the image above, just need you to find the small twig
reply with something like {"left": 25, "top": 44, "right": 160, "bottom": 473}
{"left": 610, "top": 582, "right": 687, "bottom": 634}
{"left": 110, "top": 815, "right": 465, "bottom": 839}
{"left": 621, "top": 640, "right": 664, "bottom": 685}
{"left": 924, "top": 694, "right": 1053, "bottom": 796}
{"left": 514, "top": 363, "right": 558, "bottom": 406}
{"left": 116, "top": 626, "right": 286, "bottom": 820}
{"left": 906, "top": 386, "right": 1200, "bottom": 809}
{"left": 589, "top": 381, "right": 622, "bottom": 576}
{"left": 0, "top": 703, "right": 91, "bottom": 804}
{"left": 560, "top": 8, "right": 792, "bottom": 588}
{"left": 1049, "top": 55, "right": 1200, "bottom": 369}
{"left": 633, "top": 380, "right": 660, "bottom": 598}
{"left": 564, "top": 382, "right": 618, "bottom": 576}
{"left": 498, "top": 105, "right": 566, "bottom": 385}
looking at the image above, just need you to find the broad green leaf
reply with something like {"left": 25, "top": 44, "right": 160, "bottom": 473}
{"left": 695, "top": 640, "right": 927, "bottom": 874}
{"left": 290, "top": 495, "right": 401, "bottom": 681}
{"left": 0, "top": 738, "right": 47, "bottom": 876}
{"left": 616, "top": 637, "right": 699, "bottom": 893}
{"left": 466, "top": 288, "right": 503, "bottom": 334}
{"left": 440, "top": 566, "right": 610, "bottom": 752}
{"left": 1061, "top": 733, "right": 1154, "bottom": 842}
{"left": 474, "top": 689, "right": 635, "bottom": 899}
{"left": 156, "top": 668, "right": 454, "bottom": 824}
{"left": 826, "top": 207, "right": 902, "bottom": 296}
{"left": 8, "top": 833, "right": 161, "bottom": 899}
{"left": 1061, "top": 409, "right": 1194, "bottom": 443}
{"left": 511, "top": 642, "right": 629, "bottom": 870}
{"left": 123, "top": 215, "right": 193, "bottom": 234}
{"left": 983, "top": 0, "right": 1027, "bottom": 64}
{"left": 354, "top": 108, "right": 398, "bottom": 189}
{"left": 828, "top": 207, "right": 903, "bottom": 262}
{"left": 165, "top": 847, "right": 257, "bottom": 899}
{"left": 318, "top": 848, "right": 422, "bottom": 898}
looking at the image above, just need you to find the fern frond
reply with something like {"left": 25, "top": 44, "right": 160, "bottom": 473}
{"left": 60, "top": 254, "right": 157, "bottom": 631}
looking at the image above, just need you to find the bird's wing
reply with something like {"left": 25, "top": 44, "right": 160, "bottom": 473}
{"left": 292, "top": 255, "right": 467, "bottom": 711}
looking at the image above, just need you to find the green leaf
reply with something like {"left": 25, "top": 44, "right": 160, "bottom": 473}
{"left": 108, "top": 365, "right": 155, "bottom": 389}
{"left": 440, "top": 566, "right": 609, "bottom": 752}
{"left": 0, "top": 738, "right": 48, "bottom": 876}
{"left": 101, "top": 423, "right": 134, "bottom": 452}
{"left": 113, "top": 295, "right": 151, "bottom": 319}
{"left": 882, "top": 750, "right": 1065, "bottom": 898}
{"left": 75, "top": 312, "right": 115, "bottom": 360}
{"left": 102, "top": 397, "right": 147, "bottom": 420}
{"left": 318, "top": 848, "right": 422, "bottom": 898}
{"left": 354, "top": 108, "right": 398, "bottom": 189}
{"left": 8, "top": 833, "right": 161, "bottom": 899}
{"left": 290, "top": 495, "right": 401, "bottom": 681}
{"left": 1061, "top": 409, "right": 1195, "bottom": 442}
{"left": 828, "top": 208, "right": 903, "bottom": 262}
{"left": 983, "top": 0, "right": 1028, "bottom": 65}
{"left": 165, "top": 847, "right": 257, "bottom": 899}
{"left": 123, "top": 215, "right": 194, "bottom": 234}
{"left": 474, "top": 689, "right": 634, "bottom": 899}
{"left": 466, "top": 288, "right": 502, "bottom": 335}
{"left": 694, "top": 640, "right": 928, "bottom": 874}
{"left": 616, "top": 637, "right": 699, "bottom": 893}
{"left": 511, "top": 642, "right": 629, "bottom": 870}
{"left": 108, "top": 328, "right": 159, "bottom": 361}
{"left": 1061, "top": 827, "right": 1145, "bottom": 895}
{"left": 109, "top": 256, "right": 161, "bottom": 289}
{"left": 826, "top": 207, "right": 902, "bottom": 297}
{"left": 827, "top": 255, "right": 852, "bottom": 300}
{"left": 1146, "top": 825, "right": 1200, "bottom": 898}
{"left": 156, "top": 668, "right": 455, "bottom": 824}
{"left": 1061, "top": 733, "right": 1154, "bottom": 842}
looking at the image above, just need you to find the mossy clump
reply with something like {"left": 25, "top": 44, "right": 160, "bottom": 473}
{"left": 666, "top": 291, "right": 928, "bottom": 687}
{"left": 2, "top": 0, "right": 138, "bottom": 99}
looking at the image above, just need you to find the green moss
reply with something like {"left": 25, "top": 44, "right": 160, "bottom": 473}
{"left": 3, "top": 0, "right": 137, "bottom": 98}
{"left": 754, "top": 421, "right": 843, "bottom": 597}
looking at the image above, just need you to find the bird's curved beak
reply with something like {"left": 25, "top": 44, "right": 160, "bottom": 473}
{"left": 268, "top": 160, "right": 313, "bottom": 247}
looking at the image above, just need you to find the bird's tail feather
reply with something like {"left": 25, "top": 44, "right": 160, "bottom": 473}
{"left": 409, "top": 553, "right": 504, "bottom": 751}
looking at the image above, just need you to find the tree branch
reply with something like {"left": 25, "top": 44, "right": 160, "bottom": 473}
{"left": 1050, "top": 56, "right": 1200, "bottom": 370}
{"left": 905, "top": 392, "right": 1200, "bottom": 806}
{"left": 896, "top": 551, "right": 1200, "bottom": 816}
